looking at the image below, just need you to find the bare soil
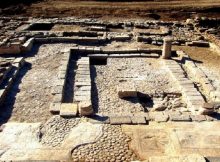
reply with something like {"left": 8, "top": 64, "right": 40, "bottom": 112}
{"left": 1, "top": 0, "right": 220, "bottom": 21}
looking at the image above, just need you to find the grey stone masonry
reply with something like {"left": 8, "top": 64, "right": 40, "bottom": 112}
{"left": 74, "top": 57, "right": 91, "bottom": 102}
{"left": 50, "top": 49, "right": 71, "bottom": 113}
{"left": 164, "top": 60, "right": 206, "bottom": 114}
{"left": 0, "top": 57, "right": 25, "bottom": 106}
{"left": 182, "top": 51, "right": 218, "bottom": 102}
{"left": 74, "top": 57, "right": 93, "bottom": 116}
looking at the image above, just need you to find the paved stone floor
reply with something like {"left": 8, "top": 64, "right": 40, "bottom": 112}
{"left": 122, "top": 122, "right": 220, "bottom": 161}
{"left": 1, "top": 121, "right": 220, "bottom": 161}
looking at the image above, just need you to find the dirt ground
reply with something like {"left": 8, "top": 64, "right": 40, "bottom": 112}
{"left": 1, "top": 0, "right": 220, "bottom": 21}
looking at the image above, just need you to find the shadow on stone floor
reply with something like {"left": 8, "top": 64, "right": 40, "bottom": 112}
{"left": 0, "top": 62, "right": 31, "bottom": 125}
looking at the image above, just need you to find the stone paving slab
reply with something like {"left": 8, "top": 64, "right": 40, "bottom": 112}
{"left": 60, "top": 103, "right": 78, "bottom": 117}
{"left": 0, "top": 122, "right": 103, "bottom": 161}
{"left": 131, "top": 116, "right": 147, "bottom": 124}
{"left": 122, "top": 122, "right": 220, "bottom": 160}
{"left": 110, "top": 116, "right": 132, "bottom": 125}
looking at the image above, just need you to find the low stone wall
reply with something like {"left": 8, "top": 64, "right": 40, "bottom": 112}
{"left": 0, "top": 57, "right": 25, "bottom": 106}
{"left": 50, "top": 49, "right": 71, "bottom": 113}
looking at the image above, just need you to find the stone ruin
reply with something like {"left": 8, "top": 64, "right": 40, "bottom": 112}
{"left": 0, "top": 17, "right": 220, "bottom": 161}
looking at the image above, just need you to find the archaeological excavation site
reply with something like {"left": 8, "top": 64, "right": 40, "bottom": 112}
{"left": 0, "top": 0, "right": 220, "bottom": 162}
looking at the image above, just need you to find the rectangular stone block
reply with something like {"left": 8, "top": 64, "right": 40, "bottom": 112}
{"left": 49, "top": 102, "right": 61, "bottom": 113}
{"left": 76, "top": 70, "right": 90, "bottom": 75}
{"left": 110, "top": 116, "right": 132, "bottom": 125}
{"left": 75, "top": 78, "right": 91, "bottom": 82}
{"left": 51, "top": 85, "right": 63, "bottom": 95}
{"left": 60, "top": 103, "right": 78, "bottom": 117}
{"left": 131, "top": 116, "right": 147, "bottom": 124}
{"left": 74, "top": 95, "right": 91, "bottom": 101}
{"left": 117, "top": 83, "right": 137, "bottom": 98}
{"left": 154, "top": 113, "right": 169, "bottom": 122}
{"left": 77, "top": 67, "right": 90, "bottom": 71}
{"left": 75, "top": 82, "right": 91, "bottom": 86}
{"left": 75, "top": 86, "right": 91, "bottom": 91}
{"left": 13, "top": 57, "right": 25, "bottom": 67}
{"left": 74, "top": 90, "right": 90, "bottom": 96}
{"left": 186, "top": 95, "right": 204, "bottom": 102}
{"left": 52, "top": 94, "right": 63, "bottom": 103}
{"left": 77, "top": 61, "right": 89, "bottom": 65}
{"left": 190, "top": 115, "right": 206, "bottom": 122}
{"left": 170, "top": 114, "right": 191, "bottom": 122}
{"left": 78, "top": 100, "right": 93, "bottom": 116}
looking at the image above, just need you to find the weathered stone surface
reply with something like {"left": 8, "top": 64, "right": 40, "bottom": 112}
{"left": 198, "top": 107, "right": 214, "bottom": 115}
{"left": 52, "top": 94, "right": 63, "bottom": 103}
{"left": 170, "top": 114, "right": 191, "bottom": 121}
{"left": 117, "top": 83, "right": 137, "bottom": 98}
{"left": 190, "top": 115, "right": 206, "bottom": 122}
{"left": 50, "top": 103, "right": 61, "bottom": 113}
{"left": 78, "top": 101, "right": 93, "bottom": 116}
{"left": 202, "top": 102, "right": 214, "bottom": 109}
{"left": 154, "top": 113, "right": 169, "bottom": 122}
{"left": 60, "top": 103, "right": 78, "bottom": 117}
{"left": 149, "top": 154, "right": 206, "bottom": 162}
{"left": 51, "top": 85, "right": 63, "bottom": 95}
{"left": 131, "top": 116, "right": 147, "bottom": 124}
{"left": 110, "top": 116, "right": 132, "bottom": 124}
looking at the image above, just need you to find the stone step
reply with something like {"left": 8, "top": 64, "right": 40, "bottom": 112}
{"left": 60, "top": 103, "right": 78, "bottom": 117}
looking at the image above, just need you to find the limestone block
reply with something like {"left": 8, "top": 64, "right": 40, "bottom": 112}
{"left": 75, "top": 85, "right": 91, "bottom": 91}
{"left": 60, "top": 103, "right": 78, "bottom": 117}
{"left": 13, "top": 57, "right": 25, "bottom": 67}
{"left": 49, "top": 102, "right": 61, "bottom": 113}
{"left": 198, "top": 107, "right": 214, "bottom": 115}
{"left": 131, "top": 116, "right": 147, "bottom": 124}
{"left": 110, "top": 116, "right": 132, "bottom": 124}
{"left": 149, "top": 155, "right": 206, "bottom": 162}
{"left": 51, "top": 85, "right": 63, "bottom": 95}
{"left": 78, "top": 101, "right": 93, "bottom": 116}
{"left": 85, "top": 47, "right": 94, "bottom": 53}
{"left": 21, "top": 38, "right": 34, "bottom": 52}
{"left": 117, "top": 83, "right": 137, "bottom": 98}
{"left": 76, "top": 69, "right": 90, "bottom": 74}
{"left": 210, "top": 91, "right": 220, "bottom": 102}
{"left": 0, "top": 43, "right": 21, "bottom": 54}
{"left": 0, "top": 89, "right": 6, "bottom": 104}
{"left": 74, "top": 90, "right": 90, "bottom": 96}
{"left": 203, "top": 102, "right": 214, "bottom": 109}
{"left": 74, "top": 95, "right": 91, "bottom": 101}
{"left": 169, "top": 114, "right": 191, "bottom": 122}
{"left": 75, "top": 78, "right": 91, "bottom": 82}
{"left": 52, "top": 94, "right": 63, "bottom": 103}
{"left": 93, "top": 47, "right": 101, "bottom": 53}
{"left": 154, "top": 113, "right": 169, "bottom": 122}
{"left": 190, "top": 115, "right": 207, "bottom": 122}
{"left": 75, "top": 81, "right": 91, "bottom": 86}
{"left": 192, "top": 41, "right": 210, "bottom": 47}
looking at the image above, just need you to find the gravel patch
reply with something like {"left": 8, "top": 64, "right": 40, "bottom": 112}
{"left": 91, "top": 58, "right": 179, "bottom": 114}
